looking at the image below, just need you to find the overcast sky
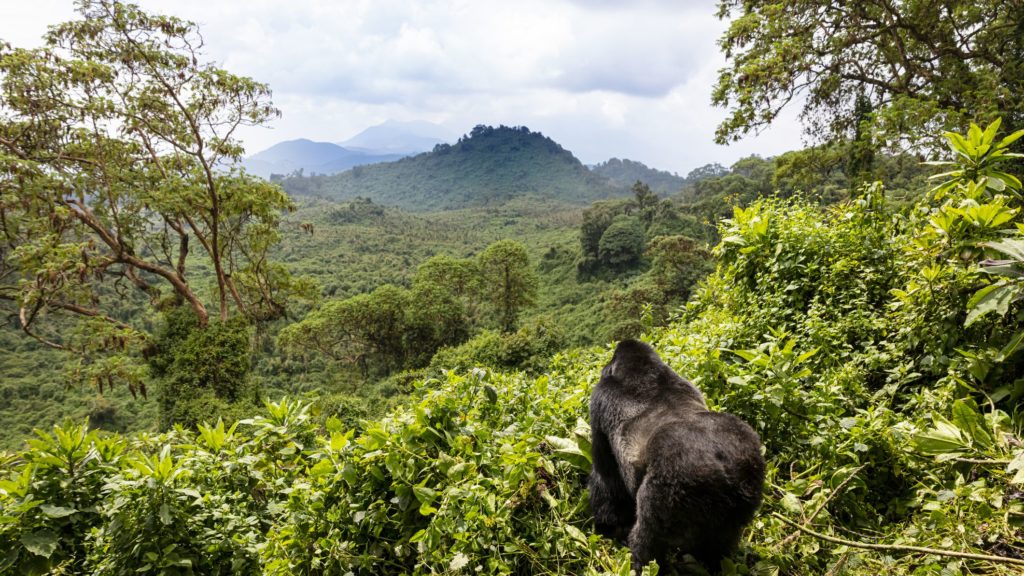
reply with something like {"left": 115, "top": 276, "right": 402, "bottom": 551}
{"left": 1, "top": 0, "right": 805, "bottom": 176}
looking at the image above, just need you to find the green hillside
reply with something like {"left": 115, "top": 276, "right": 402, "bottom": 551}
{"left": 5, "top": 130, "right": 1024, "bottom": 573}
{"left": 590, "top": 157, "right": 688, "bottom": 195}
{"left": 275, "top": 125, "right": 628, "bottom": 211}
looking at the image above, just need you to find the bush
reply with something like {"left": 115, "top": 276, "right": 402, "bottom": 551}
{"left": 428, "top": 318, "right": 566, "bottom": 373}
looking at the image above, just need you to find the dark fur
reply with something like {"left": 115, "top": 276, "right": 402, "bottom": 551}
{"left": 588, "top": 339, "right": 765, "bottom": 572}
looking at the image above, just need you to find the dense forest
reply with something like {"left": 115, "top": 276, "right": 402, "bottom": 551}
{"left": 3, "top": 0, "right": 1024, "bottom": 575}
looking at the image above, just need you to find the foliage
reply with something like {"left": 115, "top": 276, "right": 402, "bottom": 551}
{"left": 713, "top": 0, "right": 1024, "bottom": 148}
{"left": 589, "top": 158, "right": 687, "bottom": 196}
{"left": 927, "top": 118, "right": 1024, "bottom": 198}
{"left": 0, "top": 1, "right": 309, "bottom": 402}
{"left": 677, "top": 150, "right": 937, "bottom": 241}
{"left": 580, "top": 181, "right": 699, "bottom": 275}
{"left": 275, "top": 125, "right": 627, "bottom": 211}
{"left": 598, "top": 215, "right": 646, "bottom": 270}
{"left": 153, "top": 310, "right": 259, "bottom": 428}
{"left": 428, "top": 317, "right": 567, "bottom": 374}
{"left": 280, "top": 238, "right": 538, "bottom": 377}
{"left": 4, "top": 122, "right": 1024, "bottom": 575}
{"left": 477, "top": 239, "right": 539, "bottom": 333}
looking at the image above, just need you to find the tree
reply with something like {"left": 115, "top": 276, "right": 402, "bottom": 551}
{"left": 580, "top": 199, "right": 631, "bottom": 259}
{"left": 598, "top": 215, "right": 646, "bottom": 269}
{"left": 413, "top": 254, "right": 482, "bottom": 323}
{"left": 632, "top": 181, "right": 659, "bottom": 227}
{"left": 477, "top": 240, "right": 538, "bottom": 332}
{"left": 646, "top": 235, "right": 714, "bottom": 298}
{"left": 713, "top": 0, "right": 1024, "bottom": 149}
{"left": 0, "top": 1, "right": 306, "bottom": 399}
{"left": 151, "top": 309, "right": 257, "bottom": 428}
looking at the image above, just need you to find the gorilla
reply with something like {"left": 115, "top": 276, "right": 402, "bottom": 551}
{"left": 588, "top": 339, "right": 765, "bottom": 572}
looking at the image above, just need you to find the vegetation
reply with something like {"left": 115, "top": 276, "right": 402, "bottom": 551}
{"left": 589, "top": 158, "right": 688, "bottom": 196}
{"left": 713, "top": 0, "right": 1024, "bottom": 148}
{"left": 278, "top": 236, "right": 539, "bottom": 379}
{"left": 274, "top": 125, "right": 628, "bottom": 211}
{"left": 676, "top": 148, "right": 938, "bottom": 241}
{"left": 0, "top": 0, "right": 312, "bottom": 424}
{"left": 4, "top": 2, "right": 1024, "bottom": 574}
{"left": 4, "top": 121, "right": 1024, "bottom": 575}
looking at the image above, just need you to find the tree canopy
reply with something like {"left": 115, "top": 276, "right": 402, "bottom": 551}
{"left": 0, "top": 0, "right": 308, "bottom": 397}
{"left": 713, "top": 0, "right": 1024, "bottom": 149}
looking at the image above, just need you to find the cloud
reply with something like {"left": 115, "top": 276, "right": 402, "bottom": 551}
{"left": 1, "top": 0, "right": 804, "bottom": 175}
{"left": 126, "top": 0, "right": 719, "bottom": 101}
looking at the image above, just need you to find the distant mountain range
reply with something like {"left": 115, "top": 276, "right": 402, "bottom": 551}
{"left": 240, "top": 120, "right": 457, "bottom": 179}
{"left": 340, "top": 119, "right": 456, "bottom": 155}
{"left": 275, "top": 125, "right": 630, "bottom": 211}
{"left": 241, "top": 140, "right": 404, "bottom": 179}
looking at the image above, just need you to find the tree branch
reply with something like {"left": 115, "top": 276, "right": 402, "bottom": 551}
{"left": 771, "top": 512, "right": 1024, "bottom": 567}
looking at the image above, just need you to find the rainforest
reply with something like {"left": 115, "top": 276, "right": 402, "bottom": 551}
{"left": 2, "top": 0, "right": 1024, "bottom": 574}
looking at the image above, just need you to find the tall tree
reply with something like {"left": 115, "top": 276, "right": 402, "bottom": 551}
{"left": 713, "top": 0, "right": 1024, "bottom": 149}
{"left": 0, "top": 0, "right": 304, "bottom": 395}
{"left": 477, "top": 240, "right": 538, "bottom": 332}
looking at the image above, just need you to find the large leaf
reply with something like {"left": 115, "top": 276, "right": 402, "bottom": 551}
{"left": 950, "top": 399, "right": 993, "bottom": 450}
{"left": 39, "top": 504, "right": 76, "bottom": 518}
{"left": 913, "top": 415, "right": 968, "bottom": 455}
{"left": 965, "top": 282, "right": 1016, "bottom": 326}
{"left": 545, "top": 435, "right": 591, "bottom": 473}
{"left": 985, "top": 238, "right": 1024, "bottom": 261}
{"left": 20, "top": 530, "right": 58, "bottom": 558}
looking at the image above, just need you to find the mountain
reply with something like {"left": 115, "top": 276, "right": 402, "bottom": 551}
{"left": 590, "top": 158, "right": 687, "bottom": 195}
{"left": 277, "top": 125, "right": 629, "bottom": 211}
{"left": 340, "top": 119, "right": 456, "bottom": 155}
{"left": 241, "top": 139, "right": 405, "bottom": 179}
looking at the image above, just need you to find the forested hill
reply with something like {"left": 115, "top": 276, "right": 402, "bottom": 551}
{"left": 275, "top": 125, "right": 628, "bottom": 211}
{"left": 589, "top": 157, "right": 688, "bottom": 195}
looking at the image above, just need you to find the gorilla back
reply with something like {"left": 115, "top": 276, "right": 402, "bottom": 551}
{"left": 588, "top": 339, "right": 765, "bottom": 571}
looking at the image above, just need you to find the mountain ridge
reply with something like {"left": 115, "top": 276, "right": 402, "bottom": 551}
{"left": 340, "top": 119, "right": 456, "bottom": 155}
{"left": 275, "top": 125, "right": 631, "bottom": 211}
{"left": 241, "top": 139, "right": 406, "bottom": 179}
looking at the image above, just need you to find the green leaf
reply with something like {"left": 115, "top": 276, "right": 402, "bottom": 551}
{"left": 20, "top": 530, "right": 58, "bottom": 558}
{"left": 965, "top": 282, "right": 1016, "bottom": 326}
{"left": 945, "top": 132, "right": 972, "bottom": 159}
{"left": 309, "top": 459, "right": 334, "bottom": 477}
{"left": 796, "top": 348, "right": 819, "bottom": 363}
{"left": 564, "top": 523, "right": 589, "bottom": 545}
{"left": 39, "top": 504, "right": 76, "bottom": 518}
{"left": 780, "top": 493, "right": 802, "bottom": 514}
{"left": 914, "top": 415, "right": 967, "bottom": 455}
{"left": 998, "top": 129, "right": 1024, "bottom": 149}
{"left": 999, "top": 329, "right": 1024, "bottom": 360}
{"left": 413, "top": 485, "right": 437, "bottom": 507}
{"left": 981, "top": 118, "right": 1002, "bottom": 144}
{"left": 483, "top": 385, "right": 498, "bottom": 404}
{"left": 730, "top": 349, "right": 759, "bottom": 362}
{"left": 158, "top": 502, "right": 172, "bottom": 525}
{"left": 950, "top": 399, "right": 993, "bottom": 450}
{"left": 545, "top": 435, "right": 592, "bottom": 473}
{"left": 967, "top": 122, "right": 983, "bottom": 148}
{"left": 986, "top": 238, "right": 1024, "bottom": 261}
{"left": 1008, "top": 451, "right": 1024, "bottom": 484}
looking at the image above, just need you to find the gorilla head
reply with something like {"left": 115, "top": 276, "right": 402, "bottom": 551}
{"left": 589, "top": 339, "right": 765, "bottom": 572}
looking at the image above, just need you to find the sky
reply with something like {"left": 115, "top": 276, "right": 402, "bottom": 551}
{"left": 0, "top": 0, "right": 806, "bottom": 176}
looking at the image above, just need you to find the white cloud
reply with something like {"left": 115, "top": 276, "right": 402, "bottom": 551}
{"left": 0, "top": 0, "right": 805, "bottom": 175}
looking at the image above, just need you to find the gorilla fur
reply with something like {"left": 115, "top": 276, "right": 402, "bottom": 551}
{"left": 588, "top": 339, "right": 765, "bottom": 571}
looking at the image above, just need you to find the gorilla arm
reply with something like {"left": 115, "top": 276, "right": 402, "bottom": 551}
{"left": 589, "top": 397, "right": 636, "bottom": 539}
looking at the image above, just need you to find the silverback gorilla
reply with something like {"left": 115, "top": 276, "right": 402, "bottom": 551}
{"left": 588, "top": 339, "right": 765, "bottom": 572}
